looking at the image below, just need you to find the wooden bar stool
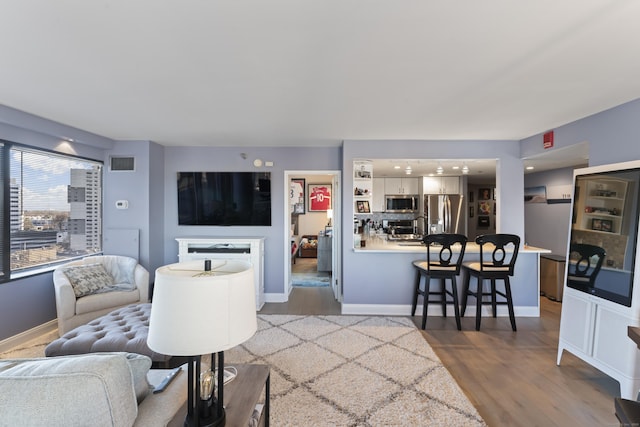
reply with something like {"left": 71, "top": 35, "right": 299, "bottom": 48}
{"left": 411, "top": 233, "right": 467, "bottom": 330}
{"left": 567, "top": 243, "right": 606, "bottom": 292}
{"left": 460, "top": 234, "right": 520, "bottom": 331}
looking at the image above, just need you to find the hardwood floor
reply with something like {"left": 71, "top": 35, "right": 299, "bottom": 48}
{"left": 418, "top": 297, "right": 620, "bottom": 426}
{"left": 261, "top": 256, "right": 340, "bottom": 315}
{"left": 262, "top": 291, "right": 621, "bottom": 426}
{"left": 260, "top": 286, "right": 341, "bottom": 315}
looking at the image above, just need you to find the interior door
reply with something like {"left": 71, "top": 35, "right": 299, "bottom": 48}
{"left": 331, "top": 174, "right": 342, "bottom": 301}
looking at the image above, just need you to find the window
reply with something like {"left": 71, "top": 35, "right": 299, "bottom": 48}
{"left": 2, "top": 144, "right": 103, "bottom": 280}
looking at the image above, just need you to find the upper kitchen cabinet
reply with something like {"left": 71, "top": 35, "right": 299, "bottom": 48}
{"left": 384, "top": 177, "right": 419, "bottom": 195}
{"left": 574, "top": 177, "right": 629, "bottom": 235}
{"left": 423, "top": 176, "right": 460, "bottom": 194}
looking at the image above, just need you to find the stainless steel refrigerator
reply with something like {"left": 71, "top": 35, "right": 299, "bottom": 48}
{"left": 424, "top": 194, "right": 464, "bottom": 234}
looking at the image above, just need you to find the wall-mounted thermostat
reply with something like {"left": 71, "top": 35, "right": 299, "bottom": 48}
{"left": 115, "top": 200, "right": 129, "bottom": 209}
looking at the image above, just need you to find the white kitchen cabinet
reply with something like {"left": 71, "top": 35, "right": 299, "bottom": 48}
{"left": 557, "top": 160, "right": 640, "bottom": 400}
{"left": 176, "top": 236, "right": 265, "bottom": 310}
{"left": 557, "top": 288, "right": 640, "bottom": 399}
{"left": 422, "top": 176, "right": 460, "bottom": 194}
{"left": 384, "top": 177, "right": 419, "bottom": 195}
{"left": 372, "top": 178, "right": 386, "bottom": 212}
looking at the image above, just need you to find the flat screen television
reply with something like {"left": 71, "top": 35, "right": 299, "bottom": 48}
{"left": 177, "top": 172, "right": 271, "bottom": 226}
{"left": 566, "top": 165, "right": 640, "bottom": 306}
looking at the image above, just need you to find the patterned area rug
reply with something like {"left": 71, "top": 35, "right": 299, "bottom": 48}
{"left": 1, "top": 316, "right": 485, "bottom": 426}
{"left": 291, "top": 273, "right": 330, "bottom": 287}
{"left": 226, "top": 315, "right": 486, "bottom": 426}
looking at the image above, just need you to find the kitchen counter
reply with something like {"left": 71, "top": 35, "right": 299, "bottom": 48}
{"left": 342, "top": 235, "right": 549, "bottom": 318}
{"left": 354, "top": 236, "right": 551, "bottom": 254}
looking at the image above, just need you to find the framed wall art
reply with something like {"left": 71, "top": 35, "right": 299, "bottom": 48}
{"left": 479, "top": 188, "right": 492, "bottom": 201}
{"left": 308, "top": 183, "right": 332, "bottom": 212}
{"left": 290, "top": 178, "right": 305, "bottom": 214}
{"left": 478, "top": 201, "right": 491, "bottom": 215}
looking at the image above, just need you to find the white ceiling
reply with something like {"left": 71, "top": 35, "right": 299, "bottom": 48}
{"left": 1, "top": 1, "right": 640, "bottom": 163}
{"left": 371, "top": 141, "right": 590, "bottom": 179}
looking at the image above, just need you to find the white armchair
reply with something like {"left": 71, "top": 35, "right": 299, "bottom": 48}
{"left": 53, "top": 255, "right": 150, "bottom": 336}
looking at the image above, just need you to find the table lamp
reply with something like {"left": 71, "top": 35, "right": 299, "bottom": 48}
{"left": 147, "top": 259, "right": 257, "bottom": 427}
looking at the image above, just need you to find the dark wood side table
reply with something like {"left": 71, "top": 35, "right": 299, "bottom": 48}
{"left": 171, "top": 364, "right": 270, "bottom": 427}
{"left": 225, "top": 364, "right": 270, "bottom": 427}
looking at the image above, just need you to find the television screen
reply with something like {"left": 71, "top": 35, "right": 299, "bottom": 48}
{"left": 566, "top": 166, "right": 640, "bottom": 306}
{"left": 177, "top": 172, "right": 271, "bottom": 226}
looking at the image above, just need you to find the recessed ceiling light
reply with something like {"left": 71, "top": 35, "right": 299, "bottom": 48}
{"left": 526, "top": 166, "right": 535, "bottom": 170}
{"left": 452, "top": 166, "right": 460, "bottom": 170}
{"left": 394, "top": 165, "right": 401, "bottom": 169}
{"left": 462, "top": 164, "right": 469, "bottom": 174}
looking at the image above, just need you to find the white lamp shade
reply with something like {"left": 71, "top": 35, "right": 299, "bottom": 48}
{"left": 147, "top": 260, "right": 257, "bottom": 356}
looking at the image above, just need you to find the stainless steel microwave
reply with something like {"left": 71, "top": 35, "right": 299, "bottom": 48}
{"left": 385, "top": 195, "right": 419, "bottom": 213}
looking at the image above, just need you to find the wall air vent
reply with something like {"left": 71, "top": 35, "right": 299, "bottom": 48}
{"left": 109, "top": 156, "right": 135, "bottom": 171}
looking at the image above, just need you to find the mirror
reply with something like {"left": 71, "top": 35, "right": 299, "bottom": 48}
{"left": 567, "top": 165, "right": 640, "bottom": 306}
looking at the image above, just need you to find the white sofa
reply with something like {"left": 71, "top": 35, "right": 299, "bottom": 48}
{"left": 0, "top": 352, "right": 186, "bottom": 427}
{"left": 53, "top": 255, "right": 150, "bottom": 336}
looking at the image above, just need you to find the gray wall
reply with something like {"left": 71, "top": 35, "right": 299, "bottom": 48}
{"left": 2, "top": 97, "right": 640, "bottom": 339}
{"left": 342, "top": 139, "right": 524, "bottom": 305}
{"left": 103, "top": 140, "right": 166, "bottom": 279}
{"left": 0, "top": 107, "right": 113, "bottom": 339}
{"left": 161, "top": 146, "right": 341, "bottom": 295}
{"left": 524, "top": 167, "right": 576, "bottom": 256}
{"left": 521, "top": 98, "right": 640, "bottom": 167}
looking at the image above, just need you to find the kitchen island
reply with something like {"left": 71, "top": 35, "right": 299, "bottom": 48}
{"left": 343, "top": 236, "right": 551, "bottom": 318}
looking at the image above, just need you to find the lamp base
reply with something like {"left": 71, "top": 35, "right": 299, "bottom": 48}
{"left": 184, "top": 408, "right": 225, "bottom": 427}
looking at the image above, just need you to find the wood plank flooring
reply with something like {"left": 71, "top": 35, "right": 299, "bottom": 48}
{"left": 261, "top": 291, "right": 621, "bottom": 426}
{"left": 418, "top": 297, "right": 620, "bottom": 426}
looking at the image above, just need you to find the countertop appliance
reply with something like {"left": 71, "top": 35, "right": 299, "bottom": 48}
{"left": 383, "top": 219, "right": 414, "bottom": 235}
{"left": 385, "top": 195, "right": 419, "bottom": 213}
{"left": 424, "top": 194, "right": 464, "bottom": 234}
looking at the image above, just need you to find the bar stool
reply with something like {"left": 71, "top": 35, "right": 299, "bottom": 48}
{"left": 567, "top": 243, "right": 606, "bottom": 292}
{"left": 411, "top": 233, "right": 467, "bottom": 330}
{"left": 460, "top": 234, "right": 520, "bottom": 331}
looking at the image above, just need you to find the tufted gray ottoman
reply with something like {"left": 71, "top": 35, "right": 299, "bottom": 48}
{"left": 45, "top": 303, "right": 174, "bottom": 367}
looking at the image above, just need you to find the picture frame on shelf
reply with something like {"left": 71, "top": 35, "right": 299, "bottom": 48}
{"left": 354, "top": 162, "right": 373, "bottom": 179}
{"left": 308, "top": 183, "right": 332, "bottom": 212}
{"left": 601, "top": 219, "right": 613, "bottom": 232}
{"left": 591, "top": 218, "right": 602, "bottom": 231}
{"left": 356, "top": 200, "right": 371, "bottom": 214}
{"left": 290, "top": 178, "right": 305, "bottom": 214}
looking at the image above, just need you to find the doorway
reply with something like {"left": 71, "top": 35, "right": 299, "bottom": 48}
{"left": 284, "top": 170, "right": 341, "bottom": 305}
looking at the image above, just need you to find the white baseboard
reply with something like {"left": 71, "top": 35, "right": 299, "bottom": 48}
{"left": 264, "top": 292, "right": 288, "bottom": 303}
{"left": 341, "top": 304, "right": 540, "bottom": 317}
{"left": 341, "top": 304, "right": 410, "bottom": 316}
{"left": 0, "top": 320, "right": 57, "bottom": 353}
